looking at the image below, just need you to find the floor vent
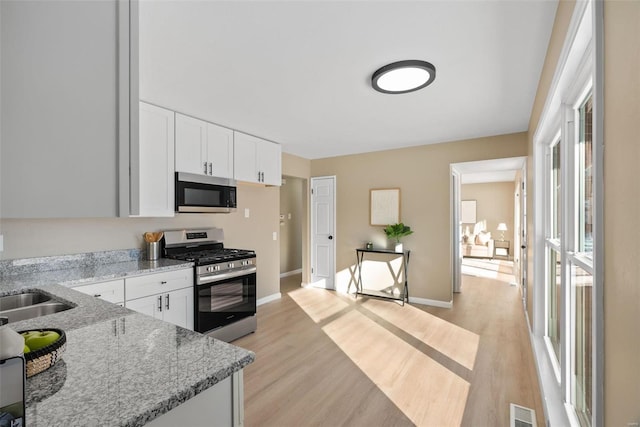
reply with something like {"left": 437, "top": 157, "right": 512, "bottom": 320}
{"left": 510, "top": 403, "right": 536, "bottom": 427}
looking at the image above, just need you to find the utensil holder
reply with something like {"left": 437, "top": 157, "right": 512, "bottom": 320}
{"left": 146, "top": 241, "right": 160, "bottom": 261}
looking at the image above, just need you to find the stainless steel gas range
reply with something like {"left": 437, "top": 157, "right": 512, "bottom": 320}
{"left": 162, "top": 228, "right": 256, "bottom": 342}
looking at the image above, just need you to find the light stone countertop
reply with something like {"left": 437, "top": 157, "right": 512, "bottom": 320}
{"left": 0, "top": 250, "right": 255, "bottom": 427}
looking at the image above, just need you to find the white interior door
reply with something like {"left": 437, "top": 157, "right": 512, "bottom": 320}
{"left": 310, "top": 176, "right": 336, "bottom": 290}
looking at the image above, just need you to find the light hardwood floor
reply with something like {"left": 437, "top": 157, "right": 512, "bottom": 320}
{"left": 234, "top": 263, "right": 543, "bottom": 427}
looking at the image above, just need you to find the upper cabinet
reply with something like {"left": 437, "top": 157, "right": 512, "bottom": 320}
{"left": 133, "top": 102, "right": 175, "bottom": 217}
{"left": 233, "top": 132, "right": 282, "bottom": 186}
{"left": 0, "top": 0, "right": 130, "bottom": 218}
{"left": 175, "top": 114, "right": 233, "bottom": 179}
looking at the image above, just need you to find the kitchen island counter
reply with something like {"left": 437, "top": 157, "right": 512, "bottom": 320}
{"left": 0, "top": 251, "right": 255, "bottom": 426}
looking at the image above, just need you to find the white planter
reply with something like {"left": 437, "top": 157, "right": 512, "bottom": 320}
{"left": 395, "top": 243, "right": 403, "bottom": 253}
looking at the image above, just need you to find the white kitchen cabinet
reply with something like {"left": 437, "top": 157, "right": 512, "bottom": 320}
{"left": 133, "top": 102, "right": 175, "bottom": 217}
{"left": 125, "top": 268, "right": 194, "bottom": 330}
{"left": 175, "top": 113, "right": 234, "bottom": 179}
{"left": 1, "top": 0, "right": 130, "bottom": 218}
{"left": 233, "top": 131, "right": 281, "bottom": 186}
{"left": 73, "top": 279, "right": 125, "bottom": 305}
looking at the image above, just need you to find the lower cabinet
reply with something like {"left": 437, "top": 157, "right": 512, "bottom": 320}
{"left": 126, "top": 287, "right": 193, "bottom": 330}
{"left": 125, "top": 268, "right": 194, "bottom": 330}
{"left": 146, "top": 370, "right": 244, "bottom": 427}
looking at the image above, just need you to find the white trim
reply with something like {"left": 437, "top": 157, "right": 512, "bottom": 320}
{"left": 409, "top": 296, "right": 453, "bottom": 309}
{"left": 257, "top": 293, "right": 281, "bottom": 306}
{"left": 280, "top": 268, "right": 302, "bottom": 278}
{"left": 526, "top": 310, "right": 571, "bottom": 427}
{"left": 533, "top": 0, "right": 591, "bottom": 146}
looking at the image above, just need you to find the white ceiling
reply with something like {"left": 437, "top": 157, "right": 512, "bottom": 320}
{"left": 139, "top": 0, "right": 558, "bottom": 160}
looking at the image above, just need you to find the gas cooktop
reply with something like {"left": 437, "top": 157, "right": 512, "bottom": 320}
{"left": 162, "top": 228, "right": 256, "bottom": 266}
{"left": 166, "top": 248, "right": 255, "bottom": 265}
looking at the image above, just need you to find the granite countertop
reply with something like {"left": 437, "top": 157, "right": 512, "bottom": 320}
{"left": 0, "top": 250, "right": 255, "bottom": 427}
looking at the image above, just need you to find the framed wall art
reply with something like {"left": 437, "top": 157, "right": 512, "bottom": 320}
{"left": 370, "top": 188, "right": 400, "bottom": 225}
{"left": 461, "top": 199, "right": 477, "bottom": 224}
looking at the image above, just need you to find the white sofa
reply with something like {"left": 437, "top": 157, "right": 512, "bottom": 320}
{"left": 461, "top": 223, "right": 494, "bottom": 258}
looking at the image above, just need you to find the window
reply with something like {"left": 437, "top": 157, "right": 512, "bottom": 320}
{"left": 533, "top": 2, "right": 600, "bottom": 426}
{"left": 578, "top": 96, "right": 593, "bottom": 256}
{"left": 571, "top": 262, "right": 593, "bottom": 425}
{"left": 547, "top": 248, "right": 562, "bottom": 361}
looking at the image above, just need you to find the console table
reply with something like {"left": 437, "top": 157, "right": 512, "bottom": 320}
{"left": 355, "top": 248, "right": 410, "bottom": 305}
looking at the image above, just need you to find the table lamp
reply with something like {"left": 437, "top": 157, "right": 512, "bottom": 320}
{"left": 497, "top": 223, "right": 507, "bottom": 241}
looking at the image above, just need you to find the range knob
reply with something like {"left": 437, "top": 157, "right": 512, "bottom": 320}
{"left": 228, "top": 262, "right": 234, "bottom": 268}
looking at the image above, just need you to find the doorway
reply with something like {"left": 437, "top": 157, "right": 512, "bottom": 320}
{"left": 279, "top": 176, "right": 306, "bottom": 293}
{"left": 450, "top": 157, "right": 527, "bottom": 302}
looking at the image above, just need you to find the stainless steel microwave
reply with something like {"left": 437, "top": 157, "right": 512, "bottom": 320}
{"left": 175, "top": 172, "right": 237, "bottom": 213}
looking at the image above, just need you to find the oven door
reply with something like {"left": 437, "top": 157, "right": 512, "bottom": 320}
{"left": 195, "top": 270, "right": 256, "bottom": 334}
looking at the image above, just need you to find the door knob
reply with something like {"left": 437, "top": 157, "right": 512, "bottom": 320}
{"left": 521, "top": 245, "right": 527, "bottom": 249}
{"left": 328, "top": 235, "right": 333, "bottom": 240}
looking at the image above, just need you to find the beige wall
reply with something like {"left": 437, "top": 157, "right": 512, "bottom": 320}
{"left": 279, "top": 176, "right": 304, "bottom": 273}
{"left": 461, "top": 182, "right": 515, "bottom": 243}
{"left": 0, "top": 184, "right": 281, "bottom": 301}
{"left": 311, "top": 133, "right": 527, "bottom": 303}
{"left": 603, "top": 1, "right": 640, "bottom": 423}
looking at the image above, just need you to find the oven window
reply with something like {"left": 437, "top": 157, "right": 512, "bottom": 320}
{"left": 209, "top": 282, "right": 243, "bottom": 311}
{"left": 198, "top": 278, "right": 252, "bottom": 313}
{"left": 184, "top": 188, "right": 223, "bottom": 206}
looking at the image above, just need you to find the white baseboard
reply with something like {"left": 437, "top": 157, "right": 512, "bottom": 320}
{"left": 280, "top": 268, "right": 302, "bottom": 278}
{"left": 409, "top": 296, "right": 453, "bottom": 309}
{"left": 257, "top": 293, "right": 281, "bottom": 306}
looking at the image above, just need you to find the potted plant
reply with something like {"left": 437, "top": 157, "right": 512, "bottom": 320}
{"left": 384, "top": 223, "right": 413, "bottom": 252}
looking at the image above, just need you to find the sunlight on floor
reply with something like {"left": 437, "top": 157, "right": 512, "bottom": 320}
{"left": 462, "top": 258, "right": 515, "bottom": 283}
{"left": 288, "top": 287, "right": 473, "bottom": 426}
{"left": 288, "top": 286, "right": 349, "bottom": 323}
{"left": 362, "top": 298, "right": 479, "bottom": 370}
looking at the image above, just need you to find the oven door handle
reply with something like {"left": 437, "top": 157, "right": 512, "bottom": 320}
{"left": 197, "top": 266, "right": 257, "bottom": 285}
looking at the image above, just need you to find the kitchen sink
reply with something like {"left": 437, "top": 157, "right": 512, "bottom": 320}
{"left": 0, "top": 292, "right": 52, "bottom": 311}
{"left": 0, "top": 291, "right": 74, "bottom": 325}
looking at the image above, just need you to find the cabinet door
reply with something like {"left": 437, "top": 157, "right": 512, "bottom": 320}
{"left": 162, "top": 287, "right": 194, "bottom": 330}
{"left": 206, "top": 123, "right": 234, "bottom": 179}
{"left": 233, "top": 132, "right": 259, "bottom": 183}
{"left": 175, "top": 114, "right": 207, "bottom": 175}
{"left": 1, "top": 0, "right": 125, "bottom": 218}
{"left": 126, "top": 294, "right": 162, "bottom": 320}
{"left": 137, "top": 102, "right": 175, "bottom": 217}
{"left": 258, "top": 140, "right": 282, "bottom": 186}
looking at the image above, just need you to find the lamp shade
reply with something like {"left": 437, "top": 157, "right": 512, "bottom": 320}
{"left": 497, "top": 223, "right": 508, "bottom": 231}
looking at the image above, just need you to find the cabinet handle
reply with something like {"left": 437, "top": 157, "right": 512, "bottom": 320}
{"left": 165, "top": 293, "right": 170, "bottom": 310}
{"left": 157, "top": 295, "right": 163, "bottom": 312}
{"left": 93, "top": 294, "right": 102, "bottom": 298}
{"left": 204, "top": 161, "right": 208, "bottom": 174}
{"left": 161, "top": 281, "right": 167, "bottom": 284}
{"left": 209, "top": 162, "right": 212, "bottom": 175}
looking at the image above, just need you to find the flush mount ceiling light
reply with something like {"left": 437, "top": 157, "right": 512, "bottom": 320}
{"left": 371, "top": 60, "right": 436, "bottom": 94}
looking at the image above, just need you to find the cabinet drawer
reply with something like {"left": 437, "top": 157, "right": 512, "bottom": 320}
{"left": 74, "top": 279, "right": 125, "bottom": 304}
{"left": 126, "top": 268, "right": 193, "bottom": 300}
